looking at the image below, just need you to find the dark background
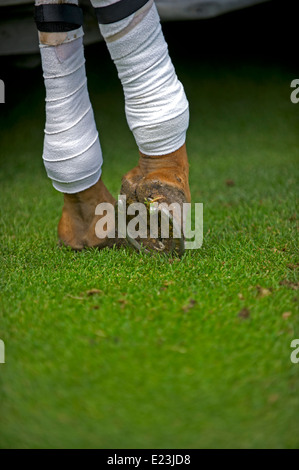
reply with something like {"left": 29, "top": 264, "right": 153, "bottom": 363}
{"left": 0, "top": 0, "right": 298, "bottom": 112}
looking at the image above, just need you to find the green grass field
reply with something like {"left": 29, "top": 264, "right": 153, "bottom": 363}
{"left": 0, "top": 14, "right": 298, "bottom": 448}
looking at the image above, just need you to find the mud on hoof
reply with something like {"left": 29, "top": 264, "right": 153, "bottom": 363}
{"left": 119, "top": 178, "right": 187, "bottom": 256}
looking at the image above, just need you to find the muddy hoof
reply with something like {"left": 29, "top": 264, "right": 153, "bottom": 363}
{"left": 120, "top": 144, "right": 191, "bottom": 256}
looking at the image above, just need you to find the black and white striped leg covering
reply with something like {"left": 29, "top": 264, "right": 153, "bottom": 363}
{"left": 35, "top": 0, "right": 103, "bottom": 193}
{"left": 91, "top": 0, "right": 189, "bottom": 156}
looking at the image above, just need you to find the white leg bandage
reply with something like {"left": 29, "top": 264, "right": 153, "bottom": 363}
{"left": 92, "top": 0, "right": 189, "bottom": 156}
{"left": 36, "top": 1, "right": 103, "bottom": 193}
